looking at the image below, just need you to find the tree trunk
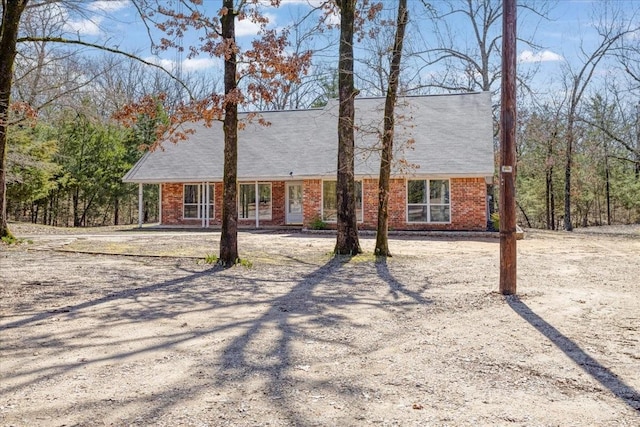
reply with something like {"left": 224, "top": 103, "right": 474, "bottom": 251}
{"left": 218, "top": 0, "right": 239, "bottom": 266}
{"left": 374, "top": 0, "right": 408, "bottom": 257}
{"left": 636, "top": 104, "right": 640, "bottom": 179}
{"left": 604, "top": 143, "right": 611, "bottom": 225}
{"left": 73, "top": 188, "right": 81, "bottom": 227}
{"left": 547, "top": 168, "right": 556, "bottom": 230}
{"left": 0, "top": 0, "right": 28, "bottom": 239}
{"left": 114, "top": 197, "right": 120, "bottom": 225}
{"left": 564, "top": 115, "right": 575, "bottom": 231}
{"left": 335, "top": 0, "right": 361, "bottom": 256}
{"left": 545, "top": 139, "right": 555, "bottom": 230}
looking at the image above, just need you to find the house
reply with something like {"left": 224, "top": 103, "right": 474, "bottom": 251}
{"left": 122, "top": 92, "right": 495, "bottom": 231}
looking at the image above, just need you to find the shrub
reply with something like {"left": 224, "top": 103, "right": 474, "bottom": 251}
{"left": 309, "top": 215, "right": 327, "bottom": 230}
{"left": 491, "top": 212, "right": 500, "bottom": 230}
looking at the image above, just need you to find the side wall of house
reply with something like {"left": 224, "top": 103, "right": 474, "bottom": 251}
{"left": 161, "top": 177, "right": 487, "bottom": 231}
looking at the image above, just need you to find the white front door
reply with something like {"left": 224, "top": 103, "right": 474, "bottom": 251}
{"left": 286, "top": 182, "right": 303, "bottom": 225}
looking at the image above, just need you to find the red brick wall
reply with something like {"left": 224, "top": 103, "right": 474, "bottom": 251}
{"left": 161, "top": 183, "right": 183, "bottom": 225}
{"left": 161, "top": 178, "right": 487, "bottom": 231}
{"left": 361, "top": 177, "right": 487, "bottom": 231}
{"left": 303, "top": 179, "right": 322, "bottom": 228}
{"left": 450, "top": 177, "right": 487, "bottom": 230}
{"left": 362, "top": 178, "right": 378, "bottom": 229}
{"left": 388, "top": 178, "right": 407, "bottom": 229}
{"left": 379, "top": 177, "right": 487, "bottom": 231}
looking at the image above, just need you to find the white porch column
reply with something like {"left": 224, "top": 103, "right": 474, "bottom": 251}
{"left": 201, "top": 183, "right": 206, "bottom": 228}
{"left": 254, "top": 181, "right": 259, "bottom": 228}
{"left": 158, "top": 184, "right": 162, "bottom": 225}
{"left": 138, "top": 183, "right": 143, "bottom": 228}
{"left": 205, "top": 182, "right": 210, "bottom": 228}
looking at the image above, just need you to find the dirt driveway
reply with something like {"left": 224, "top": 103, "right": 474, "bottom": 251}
{"left": 1, "top": 224, "right": 639, "bottom": 426}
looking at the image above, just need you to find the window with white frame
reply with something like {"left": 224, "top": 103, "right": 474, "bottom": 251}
{"left": 183, "top": 184, "right": 214, "bottom": 219}
{"left": 322, "top": 180, "right": 363, "bottom": 222}
{"left": 407, "top": 179, "right": 450, "bottom": 223}
{"left": 239, "top": 183, "right": 272, "bottom": 220}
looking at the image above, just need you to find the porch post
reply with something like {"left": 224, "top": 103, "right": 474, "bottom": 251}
{"left": 158, "top": 184, "right": 162, "bottom": 225}
{"left": 201, "top": 183, "right": 206, "bottom": 228}
{"left": 255, "top": 181, "right": 259, "bottom": 228}
{"left": 138, "top": 183, "right": 143, "bottom": 228}
{"left": 205, "top": 182, "right": 210, "bottom": 228}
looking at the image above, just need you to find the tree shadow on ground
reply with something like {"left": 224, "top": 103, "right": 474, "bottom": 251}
{"left": 506, "top": 296, "right": 640, "bottom": 412}
{"left": 1, "top": 264, "right": 223, "bottom": 330}
{"left": 209, "top": 255, "right": 436, "bottom": 425}
{"left": 2, "top": 252, "right": 436, "bottom": 425}
{"left": 1, "top": 264, "right": 228, "bottom": 395}
{"left": 375, "top": 256, "right": 432, "bottom": 306}
{"left": 213, "top": 256, "right": 362, "bottom": 425}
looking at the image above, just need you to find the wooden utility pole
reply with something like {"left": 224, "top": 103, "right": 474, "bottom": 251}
{"left": 500, "top": 0, "right": 517, "bottom": 295}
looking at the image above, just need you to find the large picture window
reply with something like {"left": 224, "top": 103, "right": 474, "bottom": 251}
{"left": 322, "top": 180, "right": 363, "bottom": 222}
{"left": 239, "top": 183, "right": 272, "bottom": 220}
{"left": 407, "top": 179, "right": 450, "bottom": 223}
{"left": 183, "top": 184, "right": 214, "bottom": 219}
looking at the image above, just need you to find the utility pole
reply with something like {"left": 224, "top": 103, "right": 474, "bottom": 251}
{"left": 500, "top": 0, "right": 517, "bottom": 295}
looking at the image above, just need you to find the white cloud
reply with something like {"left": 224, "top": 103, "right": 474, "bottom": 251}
{"left": 65, "top": 17, "right": 103, "bottom": 36}
{"left": 236, "top": 19, "right": 262, "bottom": 37}
{"left": 183, "top": 57, "right": 217, "bottom": 72}
{"left": 236, "top": 12, "right": 279, "bottom": 37}
{"left": 144, "top": 56, "right": 217, "bottom": 73}
{"left": 519, "top": 50, "right": 564, "bottom": 63}
{"left": 144, "top": 56, "right": 176, "bottom": 70}
{"left": 88, "top": 1, "right": 130, "bottom": 13}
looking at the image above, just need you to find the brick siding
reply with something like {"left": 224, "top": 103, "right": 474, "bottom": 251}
{"left": 302, "top": 179, "right": 322, "bottom": 228}
{"left": 160, "top": 177, "right": 487, "bottom": 231}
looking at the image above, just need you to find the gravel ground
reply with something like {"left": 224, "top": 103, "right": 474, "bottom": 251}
{"left": 1, "top": 222, "right": 639, "bottom": 426}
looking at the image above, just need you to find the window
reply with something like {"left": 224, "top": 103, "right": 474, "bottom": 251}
{"left": 407, "top": 179, "right": 450, "bottom": 223}
{"left": 183, "top": 184, "right": 214, "bottom": 219}
{"left": 239, "top": 183, "right": 272, "bottom": 220}
{"left": 322, "top": 180, "right": 363, "bottom": 222}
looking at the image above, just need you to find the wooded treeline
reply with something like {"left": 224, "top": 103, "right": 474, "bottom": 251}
{"left": 5, "top": 55, "right": 182, "bottom": 226}
{"left": 3, "top": 0, "right": 640, "bottom": 233}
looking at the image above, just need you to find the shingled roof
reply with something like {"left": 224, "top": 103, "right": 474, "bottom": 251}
{"left": 122, "top": 91, "right": 494, "bottom": 183}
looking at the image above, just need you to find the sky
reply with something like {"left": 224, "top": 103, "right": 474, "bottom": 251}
{"left": 56, "top": 0, "right": 640, "bottom": 93}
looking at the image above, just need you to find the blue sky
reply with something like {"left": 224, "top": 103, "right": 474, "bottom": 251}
{"left": 59, "top": 1, "right": 639, "bottom": 90}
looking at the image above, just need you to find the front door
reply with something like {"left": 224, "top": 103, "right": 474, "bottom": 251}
{"left": 286, "top": 182, "right": 303, "bottom": 225}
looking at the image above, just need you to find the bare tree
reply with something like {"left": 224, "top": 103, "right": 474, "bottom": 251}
{"left": 374, "top": 0, "right": 408, "bottom": 257}
{"left": 334, "top": 0, "right": 362, "bottom": 255}
{"left": 0, "top": 0, "right": 29, "bottom": 239}
{"left": 559, "top": 4, "right": 639, "bottom": 230}
{"left": 410, "top": 0, "right": 551, "bottom": 97}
